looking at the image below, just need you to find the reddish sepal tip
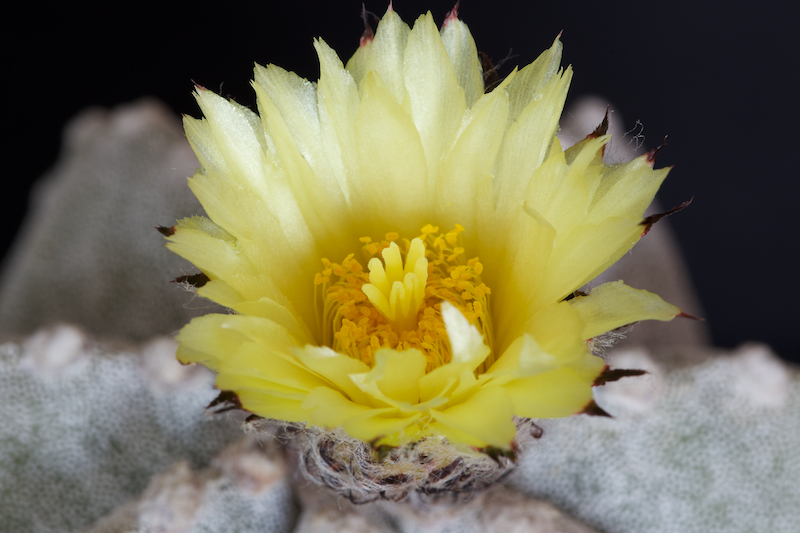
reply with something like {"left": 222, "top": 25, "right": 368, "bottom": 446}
{"left": 677, "top": 311, "right": 705, "bottom": 321}
{"left": 443, "top": 1, "right": 460, "bottom": 27}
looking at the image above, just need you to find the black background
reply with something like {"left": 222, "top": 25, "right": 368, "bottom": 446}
{"left": 4, "top": 1, "right": 797, "bottom": 362}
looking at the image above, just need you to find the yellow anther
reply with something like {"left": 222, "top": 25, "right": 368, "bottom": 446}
{"left": 315, "top": 224, "right": 492, "bottom": 372}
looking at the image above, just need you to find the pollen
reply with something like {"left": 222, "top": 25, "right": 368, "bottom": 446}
{"left": 315, "top": 225, "right": 492, "bottom": 372}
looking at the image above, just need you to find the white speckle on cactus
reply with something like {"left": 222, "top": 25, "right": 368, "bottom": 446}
{"left": 140, "top": 336, "right": 213, "bottom": 395}
{"left": 21, "top": 324, "right": 87, "bottom": 380}
{"left": 509, "top": 344, "right": 800, "bottom": 533}
{"left": 0, "top": 337, "right": 243, "bottom": 532}
{"left": 730, "top": 343, "right": 790, "bottom": 408}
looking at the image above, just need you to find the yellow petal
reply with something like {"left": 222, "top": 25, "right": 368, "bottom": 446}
{"left": 436, "top": 78, "right": 509, "bottom": 232}
{"left": 350, "top": 348, "right": 427, "bottom": 405}
{"left": 176, "top": 313, "right": 245, "bottom": 371}
{"left": 404, "top": 13, "right": 466, "bottom": 184}
{"left": 522, "top": 216, "right": 642, "bottom": 316}
{"left": 252, "top": 76, "right": 350, "bottom": 254}
{"left": 231, "top": 298, "right": 315, "bottom": 345}
{"left": 493, "top": 64, "right": 572, "bottom": 221}
{"left": 418, "top": 304, "right": 487, "bottom": 402}
{"left": 215, "top": 328, "right": 324, "bottom": 393}
{"left": 292, "top": 345, "right": 372, "bottom": 405}
{"left": 442, "top": 302, "right": 490, "bottom": 367}
{"left": 355, "top": 71, "right": 428, "bottom": 233}
{"left": 235, "top": 390, "right": 309, "bottom": 423}
{"left": 504, "top": 35, "right": 564, "bottom": 122}
{"left": 347, "top": 7, "right": 411, "bottom": 103}
{"left": 302, "top": 387, "right": 421, "bottom": 443}
{"left": 430, "top": 387, "right": 516, "bottom": 448}
{"left": 502, "top": 366, "right": 595, "bottom": 418}
{"left": 569, "top": 281, "right": 681, "bottom": 339}
{"left": 587, "top": 153, "right": 671, "bottom": 221}
{"left": 485, "top": 333, "right": 557, "bottom": 384}
{"left": 439, "top": 15, "right": 484, "bottom": 108}
{"left": 314, "top": 39, "right": 362, "bottom": 205}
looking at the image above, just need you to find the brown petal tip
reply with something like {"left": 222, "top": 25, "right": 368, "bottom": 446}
{"left": 593, "top": 366, "right": 648, "bottom": 387}
{"left": 580, "top": 400, "right": 613, "bottom": 418}
{"left": 645, "top": 135, "right": 668, "bottom": 167}
{"left": 172, "top": 272, "right": 210, "bottom": 288}
{"left": 640, "top": 197, "right": 693, "bottom": 236}
{"left": 590, "top": 106, "right": 611, "bottom": 138}
{"left": 359, "top": 4, "right": 377, "bottom": 46}
{"left": 205, "top": 390, "right": 242, "bottom": 415}
{"left": 156, "top": 225, "right": 176, "bottom": 237}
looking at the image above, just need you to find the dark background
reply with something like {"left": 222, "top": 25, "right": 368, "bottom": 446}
{"left": 4, "top": 1, "right": 797, "bottom": 361}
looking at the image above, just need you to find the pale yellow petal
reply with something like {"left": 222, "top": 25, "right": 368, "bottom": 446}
{"left": 404, "top": 13, "right": 466, "bottom": 185}
{"left": 566, "top": 351, "right": 607, "bottom": 382}
{"left": 569, "top": 281, "right": 680, "bottom": 339}
{"left": 504, "top": 35, "right": 564, "bottom": 122}
{"left": 527, "top": 217, "right": 642, "bottom": 311}
{"left": 441, "top": 302, "right": 490, "bottom": 367}
{"left": 485, "top": 207, "right": 555, "bottom": 351}
{"left": 314, "top": 39, "right": 362, "bottom": 205}
{"left": 346, "top": 8, "right": 411, "bottom": 103}
{"left": 417, "top": 304, "right": 487, "bottom": 403}
{"left": 355, "top": 71, "right": 428, "bottom": 233}
{"left": 484, "top": 333, "right": 557, "bottom": 384}
{"left": 349, "top": 348, "right": 426, "bottom": 405}
{"left": 168, "top": 223, "right": 311, "bottom": 331}
{"left": 439, "top": 15, "right": 484, "bottom": 108}
{"left": 436, "top": 80, "right": 509, "bottom": 231}
{"left": 176, "top": 313, "right": 245, "bottom": 371}
{"left": 252, "top": 79, "right": 351, "bottom": 255}
{"left": 493, "top": 66, "right": 572, "bottom": 219}
{"left": 292, "top": 345, "right": 373, "bottom": 405}
{"left": 231, "top": 298, "right": 315, "bottom": 345}
{"left": 587, "top": 153, "right": 671, "bottom": 221}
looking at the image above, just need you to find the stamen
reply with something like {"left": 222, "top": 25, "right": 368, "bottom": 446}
{"left": 314, "top": 225, "right": 493, "bottom": 372}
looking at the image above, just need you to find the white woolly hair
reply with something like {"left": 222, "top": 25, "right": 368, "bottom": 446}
{"left": 243, "top": 417, "right": 543, "bottom": 505}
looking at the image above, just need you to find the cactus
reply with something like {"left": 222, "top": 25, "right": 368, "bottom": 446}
{"left": 1, "top": 99, "right": 795, "bottom": 532}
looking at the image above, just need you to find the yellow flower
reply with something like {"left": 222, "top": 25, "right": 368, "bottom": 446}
{"left": 166, "top": 7, "right": 681, "bottom": 451}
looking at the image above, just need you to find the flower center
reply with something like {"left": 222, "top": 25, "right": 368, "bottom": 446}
{"left": 314, "top": 224, "right": 492, "bottom": 372}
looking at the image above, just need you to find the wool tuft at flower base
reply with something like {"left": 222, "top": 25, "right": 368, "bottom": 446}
{"left": 164, "top": 6, "right": 689, "bottom": 500}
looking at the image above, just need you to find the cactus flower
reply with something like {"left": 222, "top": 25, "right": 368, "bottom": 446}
{"left": 165, "top": 6, "right": 682, "bottom": 451}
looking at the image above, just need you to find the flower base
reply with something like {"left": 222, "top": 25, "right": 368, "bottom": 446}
{"left": 244, "top": 417, "right": 541, "bottom": 504}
